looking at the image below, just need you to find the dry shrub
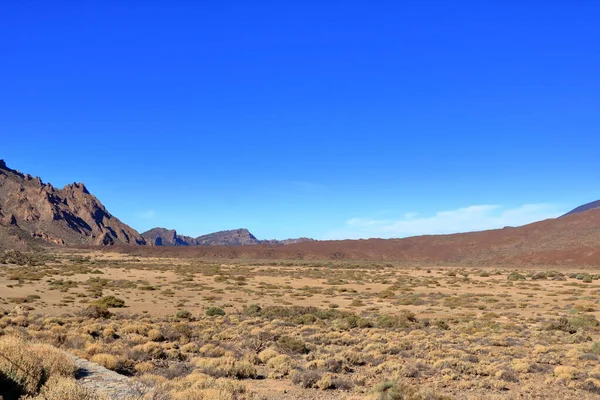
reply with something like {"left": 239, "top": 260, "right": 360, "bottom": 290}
{"left": 266, "top": 354, "right": 295, "bottom": 378}
{"left": 122, "top": 323, "right": 150, "bottom": 335}
{"left": 148, "top": 329, "right": 165, "bottom": 342}
{"left": 257, "top": 348, "right": 279, "bottom": 364}
{"left": 134, "top": 361, "right": 155, "bottom": 374}
{"left": 199, "top": 343, "right": 227, "bottom": 358}
{"left": 0, "top": 336, "right": 43, "bottom": 394}
{"left": 554, "top": 366, "right": 579, "bottom": 380}
{"left": 495, "top": 369, "right": 519, "bottom": 382}
{"left": 580, "top": 378, "right": 600, "bottom": 394}
{"left": 29, "top": 342, "right": 76, "bottom": 377}
{"left": 193, "top": 357, "right": 257, "bottom": 379}
{"left": 84, "top": 343, "right": 105, "bottom": 356}
{"left": 510, "top": 359, "right": 533, "bottom": 374}
{"left": 276, "top": 335, "right": 308, "bottom": 355}
{"left": 93, "top": 295, "right": 125, "bottom": 308}
{"left": 316, "top": 372, "right": 335, "bottom": 390}
{"left": 102, "top": 327, "right": 117, "bottom": 339}
{"left": 132, "top": 342, "right": 167, "bottom": 360}
{"left": 374, "top": 380, "right": 450, "bottom": 400}
{"left": 78, "top": 305, "right": 111, "bottom": 319}
{"left": 180, "top": 342, "right": 201, "bottom": 353}
{"left": 292, "top": 370, "right": 322, "bottom": 388}
{"left": 91, "top": 353, "right": 120, "bottom": 370}
{"left": 22, "top": 375, "right": 104, "bottom": 400}
{"left": 0, "top": 335, "right": 75, "bottom": 395}
{"left": 151, "top": 371, "right": 260, "bottom": 400}
{"left": 316, "top": 372, "right": 353, "bottom": 390}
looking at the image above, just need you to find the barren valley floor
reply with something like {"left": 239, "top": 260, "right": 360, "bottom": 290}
{"left": 2, "top": 249, "right": 600, "bottom": 399}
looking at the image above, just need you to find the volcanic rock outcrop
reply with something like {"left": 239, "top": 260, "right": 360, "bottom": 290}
{"left": 0, "top": 160, "right": 146, "bottom": 246}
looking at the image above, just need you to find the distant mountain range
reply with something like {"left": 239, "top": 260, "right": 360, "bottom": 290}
{"left": 4, "top": 158, "right": 600, "bottom": 266}
{"left": 0, "top": 160, "right": 313, "bottom": 249}
{"left": 141, "top": 227, "right": 314, "bottom": 246}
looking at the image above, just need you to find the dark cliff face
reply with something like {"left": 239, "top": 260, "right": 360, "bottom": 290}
{"left": 0, "top": 160, "right": 146, "bottom": 247}
{"left": 194, "top": 228, "right": 259, "bottom": 246}
{"left": 142, "top": 228, "right": 259, "bottom": 246}
{"left": 141, "top": 228, "right": 195, "bottom": 246}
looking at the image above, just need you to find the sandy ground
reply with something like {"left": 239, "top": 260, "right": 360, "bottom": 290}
{"left": 2, "top": 252, "right": 599, "bottom": 323}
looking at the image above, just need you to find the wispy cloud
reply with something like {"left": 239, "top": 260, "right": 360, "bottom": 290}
{"left": 323, "top": 203, "right": 564, "bottom": 240}
{"left": 136, "top": 210, "right": 156, "bottom": 220}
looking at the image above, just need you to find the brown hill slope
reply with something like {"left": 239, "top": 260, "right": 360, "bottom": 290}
{"left": 562, "top": 200, "right": 600, "bottom": 217}
{"left": 118, "top": 209, "right": 600, "bottom": 266}
{"left": 0, "top": 160, "right": 146, "bottom": 246}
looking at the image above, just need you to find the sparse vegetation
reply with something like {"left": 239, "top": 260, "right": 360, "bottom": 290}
{"left": 2, "top": 252, "right": 600, "bottom": 399}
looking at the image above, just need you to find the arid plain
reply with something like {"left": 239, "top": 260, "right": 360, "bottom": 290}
{"left": 3, "top": 249, "right": 600, "bottom": 399}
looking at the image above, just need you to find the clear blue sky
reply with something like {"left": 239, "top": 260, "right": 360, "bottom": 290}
{"left": 2, "top": 1, "right": 599, "bottom": 240}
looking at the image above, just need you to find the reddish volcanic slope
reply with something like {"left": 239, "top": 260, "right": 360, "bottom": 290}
{"left": 119, "top": 208, "right": 600, "bottom": 266}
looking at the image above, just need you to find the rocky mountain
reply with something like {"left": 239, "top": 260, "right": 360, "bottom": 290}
{"left": 141, "top": 227, "right": 197, "bottom": 246}
{"left": 195, "top": 228, "right": 259, "bottom": 246}
{"left": 562, "top": 200, "right": 600, "bottom": 217}
{"left": 0, "top": 160, "right": 146, "bottom": 247}
{"left": 142, "top": 227, "right": 315, "bottom": 247}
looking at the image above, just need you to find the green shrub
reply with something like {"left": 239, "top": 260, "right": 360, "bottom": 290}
{"left": 93, "top": 296, "right": 125, "bottom": 308}
{"left": 243, "top": 304, "right": 262, "bottom": 316}
{"left": 276, "top": 335, "right": 309, "bottom": 354}
{"left": 345, "top": 314, "right": 373, "bottom": 329}
{"left": 175, "top": 310, "right": 192, "bottom": 319}
{"left": 377, "top": 311, "right": 417, "bottom": 329}
{"left": 570, "top": 314, "right": 600, "bottom": 331}
{"left": 78, "top": 304, "right": 111, "bottom": 319}
{"left": 205, "top": 307, "right": 225, "bottom": 317}
{"left": 508, "top": 273, "right": 525, "bottom": 281}
{"left": 531, "top": 272, "right": 547, "bottom": 280}
{"left": 379, "top": 290, "right": 396, "bottom": 299}
{"left": 434, "top": 319, "right": 450, "bottom": 330}
{"left": 374, "top": 380, "right": 449, "bottom": 400}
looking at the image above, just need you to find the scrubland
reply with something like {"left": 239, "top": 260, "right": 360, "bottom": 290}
{"left": 2, "top": 250, "right": 600, "bottom": 399}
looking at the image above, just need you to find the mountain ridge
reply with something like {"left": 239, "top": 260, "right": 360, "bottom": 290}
{"left": 141, "top": 227, "right": 315, "bottom": 246}
{"left": 3, "top": 158, "right": 600, "bottom": 267}
{"left": 0, "top": 160, "right": 146, "bottom": 248}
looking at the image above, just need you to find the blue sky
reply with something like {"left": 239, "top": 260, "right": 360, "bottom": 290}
{"left": 2, "top": 1, "right": 599, "bottom": 240}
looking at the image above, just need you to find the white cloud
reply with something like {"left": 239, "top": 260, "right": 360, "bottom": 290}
{"left": 323, "top": 203, "right": 564, "bottom": 240}
{"left": 136, "top": 210, "right": 156, "bottom": 220}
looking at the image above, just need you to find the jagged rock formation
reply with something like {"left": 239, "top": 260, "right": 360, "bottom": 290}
{"left": 141, "top": 227, "right": 197, "bottom": 246}
{"left": 195, "top": 228, "right": 260, "bottom": 246}
{"left": 142, "top": 227, "right": 315, "bottom": 247}
{"left": 0, "top": 160, "right": 146, "bottom": 247}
